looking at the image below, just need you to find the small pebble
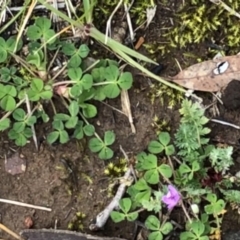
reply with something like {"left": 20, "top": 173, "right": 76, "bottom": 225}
{"left": 24, "top": 216, "right": 33, "bottom": 229}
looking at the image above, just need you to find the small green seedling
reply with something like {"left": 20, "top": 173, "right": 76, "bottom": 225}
{"left": 26, "top": 78, "right": 52, "bottom": 101}
{"left": 26, "top": 17, "right": 56, "bottom": 44}
{"left": 148, "top": 132, "right": 175, "bottom": 156}
{"left": 110, "top": 198, "right": 138, "bottom": 223}
{"left": 88, "top": 130, "right": 115, "bottom": 160}
{"left": 47, "top": 101, "right": 81, "bottom": 144}
{"left": 0, "top": 83, "right": 17, "bottom": 111}
{"left": 8, "top": 108, "right": 36, "bottom": 146}
{"left": 136, "top": 152, "right": 172, "bottom": 184}
{"left": 204, "top": 194, "right": 225, "bottom": 216}
{"left": 62, "top": 42, "right": 90, "bottom": 68}
{"left": 0, "top": 36, "right": 22, "bottom": 63}
{"left": 68, "top": 68, "right": 93, "bottom": 97}
{"left": 145, "top": 215, "right": 173, "bottom": 240}
{"left": 127, "top": 178, "right": 151, "bottom": 204}
{"left": 179, "top": 161, "right": 200, "bottom": 180}
{"left": 180, "top": 220, "right": 209, "bottom": 240}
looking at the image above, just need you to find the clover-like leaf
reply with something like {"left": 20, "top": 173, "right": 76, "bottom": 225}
{"left": 1, "top": 95, "right": 16, "bottom": 111}
{"left": 145, "top": 215, "right": 160, "bottom": 231}
{"left": 118, "top": 72, "right": 133, "bottom": 90}
{"left": 82, "top": 104, "right": 97, "bottom": 118}
{"left": 105, "top": 65, "right": 119, "bottom": 81}
{"left": 68, "top": 100, "right": 79, "bottom": 117}
{"left": 148, "top": 140, "right": 164, "bottom": 154}
{"left": 103, "top": 84, "right": 120, "bottom": 98}
{"left": 99, "top": 147, "right": 114, "bottom": 160}
{"left": 78, "top": 44, "right": 90, "bottom": 58}
{"left": 47, "top": 131, "right": 59, "bottom": 144}
{"left": 68, "top": 68, "right": 82, "bottom": 81}
{"left": 119, "top": 198, "right": 132, "bottom": 214}
{"left": 110, "top": 211, "right": 125, "bottom": 223}
{"left": 158, "top": 164, "right": 172, "bottom": 178}
{"left": 89, "top": 138, "right": 104, "bottom": 153}
{"left": 104, "top": 130, "right": 115, "bottom": 146}
{"left": 144, "top": 169, "right": 159, "bottom": 184}
{"left": 158, "top": 132, "right": 171, "bottom": 146}
{"left": 0, "top": 118, "right": 10, "bottom": 131}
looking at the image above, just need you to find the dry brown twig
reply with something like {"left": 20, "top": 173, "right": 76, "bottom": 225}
{"left": 0, "top": 198, "right": 52, "bottom": 211}
{"left": 0, "top": 223, "right": 24, "bottom": 240}
{"left": 121, "top": 90, "right": 136, "bottom": 133}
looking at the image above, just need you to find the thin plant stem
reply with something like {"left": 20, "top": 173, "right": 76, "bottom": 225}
{"left": 0, "top": 198, "right": 51, "bottom": 211}
{"left": 25, "top": 94, "right": 38, "bottom": 150}
{"left": 14, "top": 0, "right": 37, "bottom": 53}
{"left": 180, "top": 200, "right": 192, "bottom": 224}
{"left": 0, "top": 223, "right": 24, "bottom": 240}
{"left": 52, "top": 64, "right": 68, "bottom": 81}
{"left": 53, "top": 80, "right": 77, "bottom": 87}
{"left": 49, "top": 99, "right": 57, "bottom": 115}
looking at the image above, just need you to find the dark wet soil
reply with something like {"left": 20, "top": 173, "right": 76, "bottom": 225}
{"left": 1, "top": 1, "right": 240, "bottom": 240}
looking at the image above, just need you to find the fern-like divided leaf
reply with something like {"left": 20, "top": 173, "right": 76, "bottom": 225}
{"left": 175, "top": 99, "right": 210, "bottom": 162}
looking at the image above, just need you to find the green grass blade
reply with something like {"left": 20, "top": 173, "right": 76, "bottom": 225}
{"left": 90, "top": 27, "right": 157, "bottom": 64}
{"left": 114, "top": 48, "right": 186, "bottom": 93}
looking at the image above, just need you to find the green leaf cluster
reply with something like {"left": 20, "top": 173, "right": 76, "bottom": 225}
{"left": 136, "top": 152, "right": 172, "bottom": 184}
{"left": 88, "top": 131, "right": 115, "bottom": 160}
{"left": 110, "top": 198, "right": 138, "bottom": 223}
{"left": 0, "top": 36, "right": 22, "bottom": 63}
{"left": 145, "top": 215, "right": 173, "bottom": 240}
{"left": 91, "top": 64, "right": 133, "bottom": 100}
{"left": 8, "top": 108, "right": 36, "bottom": 146}
{"left": 180, "top": 220, "right": 209, "bottom": 240}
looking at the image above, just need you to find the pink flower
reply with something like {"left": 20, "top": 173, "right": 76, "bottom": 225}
{"left": 162, "top": 185, "right": 181, "bottom": 209}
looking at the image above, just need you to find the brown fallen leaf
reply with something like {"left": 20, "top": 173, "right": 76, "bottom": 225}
{"left": 170, "top": 54, "right": 240, "bottom": 92}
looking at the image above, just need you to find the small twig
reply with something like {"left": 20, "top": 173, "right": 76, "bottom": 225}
{"left": 120, "top": 145, "right": 137, "bottom": 182}
{"left": 64, "top": 0, "right": 76, "bottom": 34}
{"left": 105, "top": 0, "right": 123, "bottom": 44}
{"left": 14, "top": 0, "right": 37, "bottom": 52}
{"left": 211, "top": 119, "right": 240, "bottom": 129}
{"left": 47, "top": 47, "right": 60, "bottom": 72}
{"left": 173, "top": 156, "right": 182, "bottom": 165}
{"left": 167, "top": 156, "right": 176, "bottom": 178}
{"left": 89, "top": 168, "right": 132, "bottom": 230}
{"left": 124, "top": 3, "right": 134, "bottom": 42}
{"left": 100, "top": 101, "right": 125, "bottom": 116}
{"left": 25, "top": 94, "right": 38, "bottom": 151}
{"left": 9, "top": 3, "right": 66, "bottom": 11}
{"left": 82, "top": 59, "right": 101, "bottom": 74}
{"left": 0, "top": 198, "right": 51, "bottom": 211}
{"left": 180, "top": 201, "right": 192, "bottom": 224}
{"left": 52, "top": 64, "right": 68, "bottom": 81}
{"left": 0, "top": 223, "right": 24, "bottom": 240}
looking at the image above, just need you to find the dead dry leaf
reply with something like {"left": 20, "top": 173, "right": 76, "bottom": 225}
{"left": 170, "top": 55, "right": 240, "bottom": 92}
{"left": 121, "top": 90, "right": 136, "bottom": 133}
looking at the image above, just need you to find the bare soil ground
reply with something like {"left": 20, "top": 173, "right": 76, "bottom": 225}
{"left": 1, "top": 1, "right": 240, "bottom": 240}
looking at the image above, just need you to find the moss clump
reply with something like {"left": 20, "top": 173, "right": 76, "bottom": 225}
{"left": 151, "top": 115, "right": 170, "bottom": 135}
{"left": 167, "top": 0, "right": 240, "bottom": 53}
{"left": 104, "top": 158, "right": 128, "bottom": 177}
{"left": 148, "top": 83, "right": 183, "bottom": 108}
{"left": 67, "top": 212, "right": 86, "bottom": 231}
{"left": 144, "top": 0, "right": 240, "bottom": 58}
